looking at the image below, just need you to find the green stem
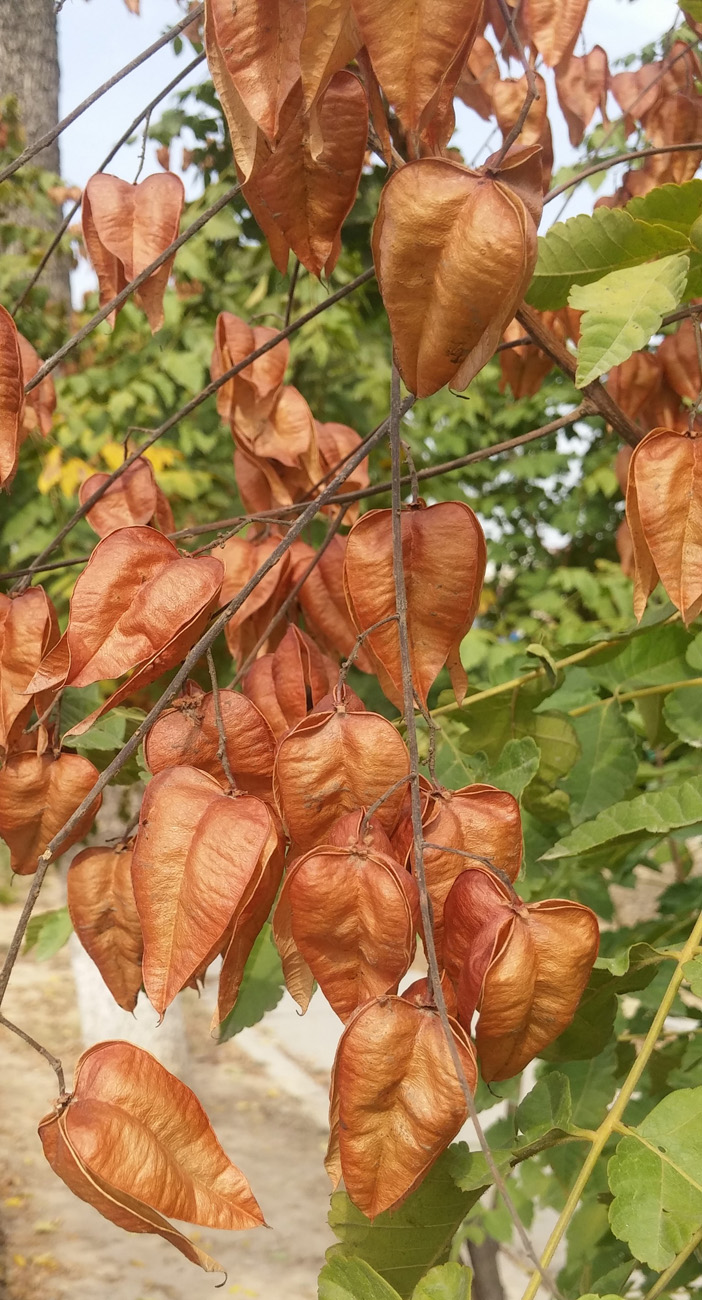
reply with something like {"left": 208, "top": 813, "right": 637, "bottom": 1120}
{"left": 519, "top": 908, "right": 702, "bottom": 1300}
{"left": 432, "top": 638, "right": 636, "bottom": 719}
{"left": 569, "top": 676, "right": 702, "bottom": 717}
{"left": 643, "top": 1223, "right": 702, "bottom": 1300}
{"left": 431, "top": 618, "right": 680, "bottom": 721}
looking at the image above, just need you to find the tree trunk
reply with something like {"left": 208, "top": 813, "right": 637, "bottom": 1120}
{"left": 0, "top": 0, "right": 71, "bottom": 306}
{"left": 467, "top": 1237, "right": 506, "bottom": 1300}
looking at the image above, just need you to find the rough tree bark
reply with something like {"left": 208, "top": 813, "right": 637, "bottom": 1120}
{"left": 0, "top": 0, "right": 71, "bottom": 306}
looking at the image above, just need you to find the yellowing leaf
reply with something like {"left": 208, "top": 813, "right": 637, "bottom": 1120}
{"left": 570, "top": 253, "right": 690, "bottom": 386}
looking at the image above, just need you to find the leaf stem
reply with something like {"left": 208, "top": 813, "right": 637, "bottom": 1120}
{"left": 569, "top": 676, "right": 702, "bottom": 717}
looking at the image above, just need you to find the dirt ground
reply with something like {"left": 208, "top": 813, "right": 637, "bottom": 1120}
{"left": 0, "top": 877, "right": 334, "bottom": 1300}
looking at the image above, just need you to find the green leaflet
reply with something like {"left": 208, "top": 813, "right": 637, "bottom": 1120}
{"left": 317, "top": 1259, "right": 473, "bottom": 1300}
{"left": 663, "top": 685, "right": 702, "bottom": 747}
{"left": 562, "top": 702, "right": 638, "bottom": 825}
{"left": 570, "top": 253, "right": 689, "bottom": 386}
{"left": 23, "top": 907, "right": 73, "bottom": 961}
{"left": 609, "top": 1087, "right": 702, "bottom": 1270}
{"left": 525, "top": 208, "right": 690, "bottom": 310}
{"left": 516, "top": 1073, "right": 574, "bottom": 1142}
{"left": 326, "top": 1150, "right": 480, "bottom": 1300}
{"left": 318, "top": 1256, "right": 402, "bottom": 1300}
{"left": 688, "top": 631, "right": 702, "bottom": 670}
{"left": 683, "top": 956, "right": 702, "bottom": 997}
{"left": 217, "top": 923, "right": 285, "bottom": 1042}
{"left": 626, "top": 178, "right": 702, "bottom": 236}
{"left": 576, "top": 1294, "right": 625, "bottom": 1300}
{"left": 541, "top": 779, "right": 702, "bottom": 859}
{"left": 412, "top": 1264, "right": 472, "bottom": 1300}
{"left": 545, "top": 1045, "right": 619, "bottom": 1131}
{"left": 450, "top": 688, "right": 579, "bottom": 822}
{"left": 447, "top": 1144, "right": 512, "bottom": 1193}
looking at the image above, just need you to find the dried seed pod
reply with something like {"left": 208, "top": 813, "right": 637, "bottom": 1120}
{"left": 144, "top": 680, "right": 276, "bottom": 798}
{"left": 0, "top": 746, "right": 101, "bottom": 875}
{"left": 0, "top": 587, "right": 59, "bottom": 756}
{"left": 67, "top": 845, "right": 143, "bottom": 1012}
{"left": 344, "top": 501, "right": 486, "bottom": 707}
{"left": 274, "top": 840, "right": 419, "bottom": 1019}
{"left": 78, "top": 458, "right": 173, "bottom": 537}
{"left": 327, "top": 995, "right": 477, "bottom": 1215}
{"left": 26, "top": 528, "right": 223, "bottom": 728}
{"left": 372, "top": 147, "right": 541, "bottom": 397}
{"left": 242, "top": 624, "right": 337, "bottom": 738}
{"left": 82, "top": 172, "right": 185, "bottom": 331}
{"left": 406, "top": 782, "right": 523, "bottom": 968}
{"left": 0, "top": 303, "right": 25, "bottom": 490}
{"left": 444, "top": 867, "right": 599, "bottom": 1081}
{"left": 351, "top": 0, "right": 483, "bottom": 145}
{"left": 40, "top": 1040, "right": 263, "bottom": 1272}
{"left": 625, "top": 427, "right": 702, "bottom": 624}
{"left": 131, "top": 766, "right": 284, "bottom": 1014}
{"left": 215, "top": 532, "right": 291, "bottom": 665}
{"left": 273, "top": 692, "right": 410, "bottom": 849}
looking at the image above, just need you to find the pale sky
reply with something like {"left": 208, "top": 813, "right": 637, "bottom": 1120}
{"left": 55, "top": 0, "right": 678, "bottom": 300}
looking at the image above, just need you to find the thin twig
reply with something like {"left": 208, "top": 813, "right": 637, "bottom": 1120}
{"left": 284, "top": 259, "right": 301, "bottom": 327}
{"left": 206, "top": 650, "right": 236, "bottom": 792}
{"left": 133, "top": 111, "right": 153, "bottom": 185}
{"left": 11, "top": 53, "right": 206, "bottom": 316}
{"left": 360, "top": 775, "right": 413, "bottom": 837}
{"left": 491, "top": 0, "right": 539, "bottom": 166}
{"left": 545, "top": 140, "right": 702, "bottom": 203}
{"left": 0, "top": 5, "right": 205, "bottom": 185}
{"left": 387, "top": 361, "right": 560, "bottom": 1299}
{"left": 337, "top": 615, "right": 398, "bottom": 690}
{"left": 0, "top": 402, "right": 581, "bottom": 585}
{"left": 400, "top": 440, "right": 420, "bottom": 503}
{"left": 423, "top": 843, "right": 519, "bottom": 897}
{"left": 688, "top": 309, "right": 702, "bottom": 432}
{"left": 0, "top": 405, "right": 395, "bottom": 1008}
{"left": 0, "top": 1012, "right": 66, "bottom": 1093}
{"left": 12, "top": 268, "right": 375, "bottom": 591}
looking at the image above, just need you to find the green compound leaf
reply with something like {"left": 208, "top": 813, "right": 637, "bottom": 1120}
{"left": 327, "top": 1150, "right": 480, "bottom": 1300}
{"left": 412, "top": 1263, "right": 472, "bottom": 1300}
{"left": 318, "top": 1255, "right": 402, "bottom": 1300}
{"left": 570, "top": 253, "right": 689, "bottom": 386}
{"left": 541, "top": 779, "right": 702, "bottom": 860}
{"left": 217, "top": 923, "right": 285, "bottom": 1042}
{"left": 526, "top": 208, "right": 690, "bottom": 310}
{"left": 562, "top": 702, "right": 638, "bottom": 826}
{"left": 609, "top": 1088, "right": 702, "bottom": 1270}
